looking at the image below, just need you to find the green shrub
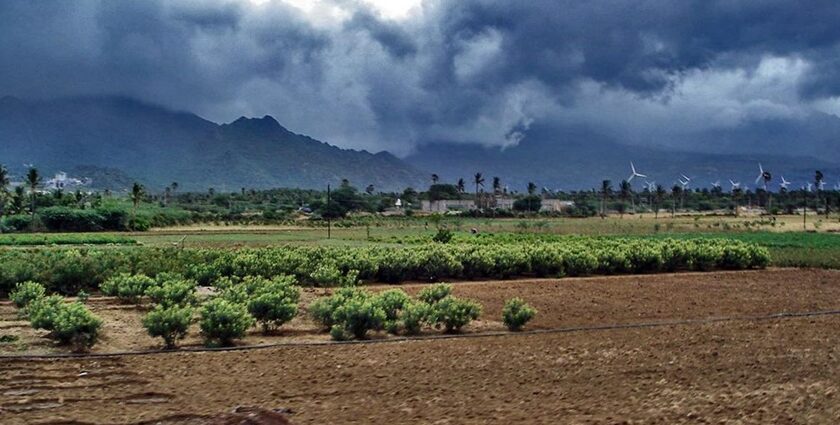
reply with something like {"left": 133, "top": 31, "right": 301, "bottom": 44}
{"left": 142, "top": 305, "right": 193, "bottom": 349}
{"left": 101, "top": 273, "right": 156, "bottom": 304}
{"left": 10, "top": 281, "right": 45, "bottom": 309}
{"left": 329, "top": 324, "right": 350, "bottom": 341}
{"left": 429, "top": 296, "right": 481, "bottom": 333}
{"left": 28, "top": 295, "right": 66, "bottom": 331}
{"left": 332, "top": 296, "right": 386, "bottom": 339}
{"left": 401, "top": 301, "right": 431, "bottom": 335}
{"left": 309, "top": 286, "right": 369, "bottom": 330}
{"left": 199, "top": 298, "right": 254, "bottom": 347}
{"left": 417, "top": 283, "right": 452, "bottom": 304}
{"left": 502, "top": 298, "right": 537, "bottom": 331}
{"left": 51, "top": 302, "right": 103, "bottom": 351}
{"left": 432, "top": 228, "right": 453, "bottom": 243}
{"left": 145, "top": 278, "right": 197, "bottom": 307}
{"left": 376, "top": 289, "right": 410, "bottom": 322}
{"left": 247, "top": 277, "right": 300, "bottom": 333}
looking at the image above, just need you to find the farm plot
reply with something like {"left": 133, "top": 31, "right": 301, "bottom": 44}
{"left": 1, "top": 269, "right": 839, "bottom": 424}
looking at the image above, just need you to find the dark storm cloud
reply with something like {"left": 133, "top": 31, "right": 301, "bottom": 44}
{"left": 1, "top": 0, "right": 839, "bottom": 153}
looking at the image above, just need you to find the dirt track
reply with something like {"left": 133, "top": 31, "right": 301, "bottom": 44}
{"left": 2, "top": 269, "right": 840, "bottom": 423}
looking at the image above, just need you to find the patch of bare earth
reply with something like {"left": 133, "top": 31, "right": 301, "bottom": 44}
{"left": 1, "top": 268, "right": 839, "bottom": 424}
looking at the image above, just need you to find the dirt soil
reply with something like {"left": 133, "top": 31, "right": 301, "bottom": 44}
{"left": 2, "top": 268, "right": 840, "bottom": 423}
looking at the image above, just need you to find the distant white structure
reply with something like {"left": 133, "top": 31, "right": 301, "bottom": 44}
{"left": 395, "top": 198, "right": 402, "bottom": 208}
{"left": 539, "top": 199, "right": 575, "bottom": 212}
{"left": 421, "top": 199, "right": 475, "bottom": 212}
{"left": 44, "top": 172, "right": 88, "bottom": 191}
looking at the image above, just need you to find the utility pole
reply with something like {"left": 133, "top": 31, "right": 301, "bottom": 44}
{"left": 803, "top": 189, "right": 807, "bottom": 230}
{"left": 326, "top": 184, "right": 331, "bottom": 239}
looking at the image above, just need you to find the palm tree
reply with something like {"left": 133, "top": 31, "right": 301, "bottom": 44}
{"left": 671, "top": 185, "right": 682, "bottom": 218}
{"left": 431, "top": 174, "right": 439, "bottom": 185}
{"left": 0, "top": 165, "right": 9, "bottom": 218}
{"left": 815, "top": 170, "right": 825, "bottom": 217}
{"left": 130, "top": 182, "right": 144, "bottom": 228}
{"left": 527, "top": 182, "right": 537, "bottom": 195}
{"left": 456, "top": 178, "right": 465, "bottom": 193}
{"left": 365, "top": 184, "right": 375, "bottom": 195}
{"left": 492, "top": 177, "right": 501, "bottom": 194}
{"left": 618, "top": 180, "right": 631, "bottom": 218}
{"left": 654, "top": 184, "right": 666, "bottom": 219}
{"left": 600, "top": 180, "right": 612, "bottom": 217}
{"left": 473, "top": 172, "right": 485, "bottom": 196}
{"left": 26, "top": 167, "right": 40, "bottom": 216}
{"left": 11, "top": 186, "right": 25, "bottom": 215}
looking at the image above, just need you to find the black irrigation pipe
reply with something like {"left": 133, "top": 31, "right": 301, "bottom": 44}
{"left": 4, "top": 308, "right": 840, "bottom": 361}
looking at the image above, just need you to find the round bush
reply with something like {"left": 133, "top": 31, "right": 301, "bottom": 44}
{"left": 101, "top": 273, "right": 156, "bottom": 304}
{"left": 28, "top": 295, "right": 66, "bottom": 331}
{"left": 401, "top": 301, "right": 431, "bottom": 335}
{"left": 247, "top": 277, "right": 300, "bottom": 333}
{"left": 145, "top": 278, "right": 197, "bottom": 307}
{"left": 332, "top": 296, "right": 386, "bottom": 339}
{"left": 429, "top": 296, "right": 481, "bottom": 333}
{"left": 502, "top": 298, "right": 537, "bottom": 331}
{"left": 199, "top": 298, "right": 254, "bottom": 347}
{"left": 51, "top": 302, "right": 103, "bottom": 351}
{"left": 376, "top": 289, "right": 410, "bottom": 322}
{"left": 417, "top": 283, "right": 452, "bottom": 305}
{"left": 309, "top": 286, "right": 369, "bottom": 330}
{"left": 10, "top": 281, "right": 45, "bottom": 309}
{"left": 142, "top": 305, "right": 193, "bottom": 349}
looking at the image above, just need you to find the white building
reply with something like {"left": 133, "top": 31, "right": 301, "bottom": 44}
{"left": 421, "top": 199, "right": 475, "bottom": 212}
{"left": 44, "top": 172, "right": 88, "bottom": 191}
{"left": 540, "top": 199, "right": 575, "bottom": 212}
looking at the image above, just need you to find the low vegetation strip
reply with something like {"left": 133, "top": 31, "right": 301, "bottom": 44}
{"left": 0, "top": 233, "right": 137, "bottom": 246}
{"left": 0, "top": 238, "right": 768, "bottom": 296}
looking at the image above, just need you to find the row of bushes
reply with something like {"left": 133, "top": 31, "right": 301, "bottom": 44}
{"left": 10, "top": 281, "right": 102, "bottom": 351}
{"left": 10, "top": 276, "right": 537, "bottom": 350}
{"left": 0, "top": 205, "right": 196, "bottom": 233}
{"left": 0, "top": 238, "right": 770, "bottom": 296}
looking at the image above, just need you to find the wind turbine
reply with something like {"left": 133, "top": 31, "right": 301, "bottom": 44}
{"left": 729, "top": 179, "right": 741, "bottom": 191}
{"left": 628, "top": 162, "right": 647, "bottom": 182}
{"left": 779, "top": 176, "right": 791, "bottom": 190}
{"left": 680, "top": 174, "right": 691, "bottom": 189}
{"left": 754, "top": 163, "right": 772, "bottom": 190}
{"left": 806, "top": 182, "right": 813, "bottom": 192}
{"left": 711, "top": 180, "right": 720, "bottom": 188}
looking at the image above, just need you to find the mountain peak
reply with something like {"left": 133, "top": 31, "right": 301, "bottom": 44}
{"left": 224, "top": 115, "right": 289, "bottom": 138}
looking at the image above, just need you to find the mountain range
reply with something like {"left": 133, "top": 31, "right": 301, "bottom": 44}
{"left": 0, "top": 96, "right": 838, "bottom": 193}
{"left": 0, "top": 96, "right": 426, "bottom": 191}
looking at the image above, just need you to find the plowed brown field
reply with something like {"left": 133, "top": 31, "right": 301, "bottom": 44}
{"left": 2, "top": 268, "right": 840, "bottom": 424}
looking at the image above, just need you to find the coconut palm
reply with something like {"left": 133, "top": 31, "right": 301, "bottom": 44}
{"left": 431, "top": 174, "right": 439, "bottom": 185}
{"left": 130, "top": 182, "right": 144, "bottom": 228}
{"left": 456, "top": 178, "right": 465, "bottom": 193}
{"left": 654, "top": 184, "right": 666, "bottom": 219}
{"left": 600, "top": 180, "right": 612, "bottom": 217}
{"left": 492, "top": 177, "right": 501, "bottom": 194}
{"left": 527, "top": 182, "right": 537, "bottom": 195}
{"left": 473, "top": 173, "right": 485, "bottom": 196}
{"left": 815, "top": 170, "right": 825, "bottom": 217}
{"left": 670, "top": 185, "right": 682, "bottom": 218}
{"left": 618, "top": 180, "right": 631, "bottom": 218}
{"left": 26, "top": 167, "right": 40, "bottom": 216}
{"left": 0, "top": 165, "right": 9, "bottom": 217}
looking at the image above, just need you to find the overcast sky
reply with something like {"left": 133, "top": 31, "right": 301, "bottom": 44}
{"left": 1, "top": 0, "right": 839, "bottom": 155}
